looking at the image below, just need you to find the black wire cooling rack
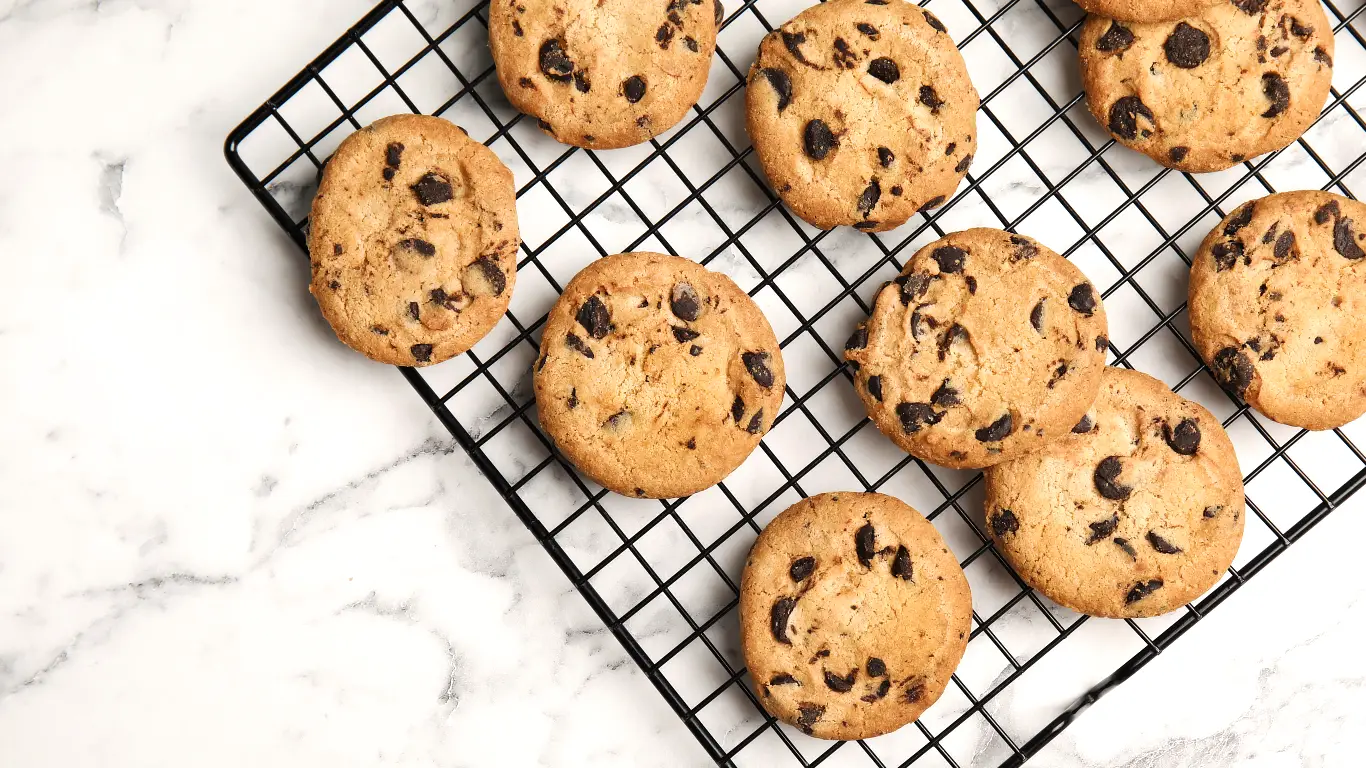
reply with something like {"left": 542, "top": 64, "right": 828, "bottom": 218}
{"left": 226, "top": 0, "right": 1366, "bottom": 764}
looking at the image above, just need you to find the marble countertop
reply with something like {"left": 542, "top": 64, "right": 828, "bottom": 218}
{"left": 3, "top": 0, "right": 1365, "bottom": 765}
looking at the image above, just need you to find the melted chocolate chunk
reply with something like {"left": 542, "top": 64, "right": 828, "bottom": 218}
{"left": 1030, "top": 299, "right": 1046, "bottom": 333}
{"left": 781, "top": 31, "right": 817, "bottom": 67}
{"left": 976, "top": 413, "right": 1013, "bottom": 443}
{"left": 671, "top": 282, "right": 702, "bottom": 321}
{"left": 769, "top": 673, "right": 798, "bottom": 686}
{"left": 857, "top": 23, "right": 879, "bottom": 39}
{"left": 867, "top": 57, "right": 900, "bottom": 83}
{"left": 1164, "top": 22, "right": 1210, "bottom": 68}
{"left": 923, "top": 9, "right": 945, "bottom": 32}
{"left": 877, "top": 147, "right": 895, "bottom": 167}
{"left": 804, "top": 119, "right": 836, "bottom": 160}
{"left": 672, "top": 326, "right": 700, "bottom": 343}
{"left": 891, "top": 545, "right": 913, "bottom": 580}
{"left": 857, "top": 179, "right": 881, "bottom": 217}
{"left": 622, "top": 75, "right": 646, "bottom": 103}
{"left": 410, "top": 343, "right": 434, "bottom": 363}
{"left": 1147, "top": 531, "right": 1183, "bottom": 554}
{"left": 399, "top": 238, "right": 436, "bottom": 257}
{"left": 759, "top": 68, "right": 792, "bottom": 112}
{"left": 538, "top": 39, "right": 575, "bottom": 82}
{"left": 1163, "top": 418, "right": 1201, "bottom": 455}
{"left": 411, "top": 173, "right": 454, "bottom": 206}
{"left": 1068, "top": 283, "right": 1097, "bottom": 315}
{"left": 931, "top": 245, "right": 966, "bottom": 274}
{"left": 938, "top": 323, "right": 969, "bottom": 361}
{"left": 846, "top": 326, "right": 868, "bottom": 351}
{"left": 577, "top": 295, "right": 612, "bottom": 339}
{"left": 1086, "top": 513, "right": 1119, "bottom": 544}
{"left": 918, "top": 85, "right": 944, "bottom": 112}
{"left": 467, "top": 256, "right": 507, "bottom": 296}
{"left": 1213, "top": 239, "right": 1246, "bottom": 271}
{"left": 1233, "top": 0, "right": 1267, "bottom": 12}
{"left": 789, "top": 557, "right": 816, "bottom": 582}
{"left": 1170, "top": 146, "right": 1190, "bottom": 163}
{"left": 1094, "top": 456, "right": 1132, "bottom": 500}
{"left": 574, "top": 70, "right": 590, "bottom": 93}
{"left": 866, "top": 658, "right": 886, "bottom": 677}
{"left": 771, "top": 597, "right": 797, "bottom": 643}
{"left": 1225, "top": 203, "right": 1256, "bottom": 235}
{"left": 731, "top": 395, "right": 745, "bottom": 424}
{"left": 1261, "top": 72, "right": 1290, "bottom": 118}
{"left": 855, "top": 522, "right": 876, "bottom": 567}
{"left": 1097, "top": 21, "right": 1134, "bottom": 53}
{"left": 1114, "top": 537, "right": 1138, "bottom": 559}
{"left": 897, "top": 402, "right": 941, "bottom": 434}
{"left": 866, "top": 375, "right": 883, "bottom": 401}
{"left": 743, "top": 351, "right": 775, "bottom": 387}
{"left": 1073, "top": 414, "right": 1094, "bottom": 434}
{"left": 990, "top": 509, "right": 1020, "bottom": 537}
{"left": 1212, "top": 346, "right": 1255, "bottom": 397}
{"left": 824, "top": 669, "right": 857, "bottom": 692}
{"left": 1108, "top": 96, "right": 1154, "bottom": 141}
{"left": 1274, "top": 230, "right": 1296, "bottom": 262}
{"left": 747, "top": 409, "right": 765, "bottom": 434}
{"left": 565, "top": 333, "right": 594, "bottom": 359}
{"left": 1125, "top": 579, "right": 1164, "bottom": 604}
{"left": 931, "top": 380, "right": 960, "bottom": 407}
{"left": 796, "top": 703, "right": 824, "bottom": 733}
{"left": 898, "top": 272, "right": 932, "bottom": 303}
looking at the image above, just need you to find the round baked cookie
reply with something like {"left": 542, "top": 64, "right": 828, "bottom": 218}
{"left": 984, "top": 368, "right": 1245, "bottom": 618}
{"left": 739, "top": 492, "right": 971, "bottom": 741}
{"left": 745, "top": 0, "right": 978, "bottom": 231}
{"left": 534, "top": 253, "right": 784, "bottom": 498}
{"left": 1073, "top": 0, "right": 1220, "bottom": 23}
{"left": 488, "top": 0, "right": 719, "bottom": 149}
{"left": 1189, "top": 191, "right": 1366, "bottom": 430}
{"left": 309, "top": 115, "right": 519, "bottom": 367}
{"left": 844, "top": 229, "right": 1109, "bottom": 469}
{"left": 1079, "top": 0, "right": 1335, "bottom": 172}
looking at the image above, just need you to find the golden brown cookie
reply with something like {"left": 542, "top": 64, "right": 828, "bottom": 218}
{"left": 308, "top": 115, "right": 519, "bottom": 367}
{"left": 984, "top": 368, "right": 1245, "bottom": 618}
{"left": 489, "top": 0, "right": 720, "bottom": 149}
{"left": 1190, "top": 190, "right": 1366, "bottom": 430}
{"left": 739, "top": 492, "right": 971, "bottom": 741}
{"left": 534, "top": 253, "right": 785, "bottom": 498}
{"left": 745, "top": 0, "right": 978, "bottom": 231}
{"left": 1074, "top": 0, "right": 1220, "bottom": 22}
{"left": 1079, "top": 0, "right": 1335, "bottom": 172}
{"left": 844, "top": 229, "right": 1109, "bottom": 469}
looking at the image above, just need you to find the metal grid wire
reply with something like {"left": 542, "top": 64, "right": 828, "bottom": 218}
{"left": 226, "top": 0, "right": 1366, "bottom": 764}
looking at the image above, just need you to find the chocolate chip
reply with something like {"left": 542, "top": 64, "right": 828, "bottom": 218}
{"left": 1164, "top": 22, "right": 1210, "bottom": 68}
{"left": 804, "top": 119, "right": 836, "bottom": 160}
{"left": 689, "top": 345, "right": 703, "bottom": 356}
{"left": 854, "top": 221, "right": 880, "bottom": 231}
{"left": 946, "top": 142, "right": 957, "bottom": 156}
{"left": 518, "top": 77, "right": 535, "bottom": 89}
{"left": 1096, "top": 21, "right": 1134, "bottom": 53}
{"left": 1108, "top": 96, "right": 1154, "bottom": 141}
{"left": 975, "top": 413, "right": 1013, "bottom": 442}
{"left": 920, "top": 194, "right": 947, "bottom": 211}
{"left": 937, "top": 323, "right": 969, "bottom": 362}
{"left": 1315, "top": 46, "right": 1333, "bottom": 66}
{"left": 931, "top": 245, "right": 966, "bottom": 274}
{"left": 922, "top": 9, "right": 946, "bottom": 32}
{"left": 796, "top": 703, "right": 824, "bottom": 733}
{"left": 833, "top": 37, "right": 858, "bottom": 69}
{"left": 715, "top": 0, "right": 723, "bottom": 24}
{"left": 567, "top": 388, "right": 578, "bottom": 409}
{"left": 399, "top": 238, "right": 436, "bottom": 257}
{"left": 565, "top": 333, "right": 594, "bottom": 359}
{"left": 1233, "top": 0, "right": 1266, "bottom": 13}
{"left": 731, "top": 395, "right": 745, "bottom": 423}
{"left": 856, "top": 522, "right": 876, "bottom": 567}
{"left": 655, "top": 24, "right": 673, "bottom": 48}
{"left": 857, "top": 23, "right": 879, "bottom": 39}
{"left": 954, "top": 154, "right": 973, "bottom": 174}
{"left": 409, "top": 302, "right": 420, "bottom": 320}
{"left": 667, "top": 284, "right": 702, "bottom": 323}
{"left": 1096, "top": 335, "right": 1108, "bottom": 352}
{"left": 385, "top": 142, "right": 404, "bottom": 171}
{"left": 577, "top": 295, "right": 612, "bottom": 339}
{"left": 759, "top": 68, "right": 792, "bottom": 112}
{"left": 465, "top": 256, "right": 507, "bottom": 296}
{"left": 1261, "top": 72, "right": 1290, "bottom": 118}
{"left": 512, "top": 19, "right": 523, "bottom": 36}
{"left": 1170, "top": 146, "right": 1190, "bottom": 163}
{"left": 1011, "top": 235, "right": 1038, "bottom": 261}
{"left": 866, "top": 57, "right": 899, "bottom": 84}
{"left": 605, "top": 410, "right": 630, "bottom": 430}
{"left": 866, "top": 658, "right": 886, "bottom": 677}
{"left": 411, "top": 173, "right": 453, "bottom": 206}
{"left": 877, "top": 147, "right": 894, "bottom": 167}
{"left": 747, "top": 410, "right": 764, "bottom": 434}
{"left": 574, "top": 70, "right": 591, "bottom": 93}
{"left": 857, "top": 179, "right": 881, "bottom": 217}
{"left": 1203, "top": 505, "right": 1222, "bottom": 519}
{"left": 333, "top": 243, "right": 343, "bottom": 255}
{"left": 411, "top": 343, "right": 434, "bottom": 363}
{"left": 1068, "top": 283, "right": 1097, "bottom": 315}
{"left": 684, "top": 36, "right": 699, "bottom": 52}
{"left": 846, "top": 326, "right": 868, "bottom": 351}
{"left": 898, "top": 273, "right": 932, "bottom": 304}
{"left": 537, "top": 118, "right": 554, "bottom": 134}
{"left": 622, "top": 75, "right": 646, "bottom": 103}
{"left": 891, "top": 545, "right": 913, "bottom": 580}
{"left": 539, "top": 39, "right": 574, "bottom": 82}
{"left": 1274, "top": 230, "right": 1296, "bottom": 261}
{"left": 1147, "top": 531, "right": 1183, "bottom": 554}
{"left": 1213, "top": 239, "right": 1246, "bottom": 271}
{"left": 769, "top": 673, "right": 798, "bottom": 686}
{"left": 1073, "top": 414, "right": 1094, "bottom": 434}
{"left": 1086, "top": 513, "right": 1119, "bottom": 544}
{"left": 430, "top": 287, "right": 450, "bottom": 306}
{"left": 370, "top": 325, "right": 389, "bottom": 336}
{"left": 1125, "top": 579, "right": 1164, "bottom": 604}
{"left": 906, "top": 683, "right": 925, "bottom": 703}
{"left": 1212, "top": 346, "right": 1255, "bottom": 397}
{"left": 866, "top": 375, "right": 883, "bottom": 401}
{"left": 1030, "top": 299, "right": 1046, "bottom": 333}
{"left": 1270, "top": 45, "right": 1289, "bottom": 58}
{"left": 1335, "top": 215, "right": 1365, "bottom": 260}
{"left": 781, "top": 31, "right": 816, "bottom": 67}
{"left": 1114, "top": 537, "right": 1138, "bottom": 559}
{"left": 743, "top": 351, "right": 775, "bottom": 388}
{"left": 990, "top": 509, "right": 1020, "bottom": 537}
{"left": 824, "top": 669, "right": 857, "bottom": 692}
{"left": 790, "top": 557, "right": 816, "bottom": 582}
{"left": 1094, "top": 456, "right": 1132, "bottom": 500}
{"left": 672, "top": 326, "right": 700, "bottom": 343}
{"left": 890, "top": 185, "right": 903, "bottom": 196}
{"left": 897, "top": 402, "right": 941, "bottom": 434}
{"left": 1048, "top": 362, "right": 1069, "bottom": 388}
{"left": 1225, "top": 203, "right": 1256, "bottom": 235}
{"left": 771, "top": 597, "right": 796, "bottom": 643}
{"left": 931, "top": 380, "right": 960, "bottom": 407}
{"left": 1315, "top": 201, "right": 1339, "bottom": 225}
{"left": 918, "top": 85, "right": 944, "bottom": 112}
{"left": 1163, "top": 418, "right": 1201, "bottom": 455}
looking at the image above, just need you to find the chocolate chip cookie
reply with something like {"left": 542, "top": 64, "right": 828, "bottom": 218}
{"left": 534, "top": 252, "right": 784, "bottom": 498}
{"left": 1189, "top": 191, "right": 1366, "bottom": 430}
{"left": 745, "top": 0, "right": 978, "bottom": 231}
{"left": 1074, "top": 0, "right": 1221, "bottom": 22}
{"left": 308, "top": 114, "right": 519, "bottom": 367}
{"left": 489, "top": 0, "right": 719, "bottom": 149}
{"left": 844, "top": 229, "right": 1109, "bottom": 469}
{"left": 1079, "top": 0, "right": 1335, "bottom": 172}
{"left": 739, "top": 492, "right": 971, "bottom": 740}
{"left": 985, "top": 368, "right": 1245, "bottom": 618}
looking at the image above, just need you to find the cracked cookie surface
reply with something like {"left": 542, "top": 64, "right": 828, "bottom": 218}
{"left": 534, "top": 252, "right": 784, "bottom": 498}
{"left": 1079, "top": 0, "right": 1334, "bottom": 172}
{"left": 1190, "top": 190, "right": 1366, "bottom": 430}
{"left": 984, "top": 368, "right": 1245, "bottom": 618}
{"left": 739, "top": 492, "right": 971, "bottom": 740}
{"left": 845, "top": 228, "right": 1108, "bottom": 469}
{"left": 309, "top": 114, "right": 519, "bottom": 367}
{"left": 745, "top": 0, "right": 978, "bottom": 231}
{"left": 489, "top": 0, "right": 719, "bottom": 148}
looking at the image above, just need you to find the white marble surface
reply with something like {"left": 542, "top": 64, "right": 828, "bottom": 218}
{"left": 3, "top": 0, "right": 1366, "bottom": 765}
